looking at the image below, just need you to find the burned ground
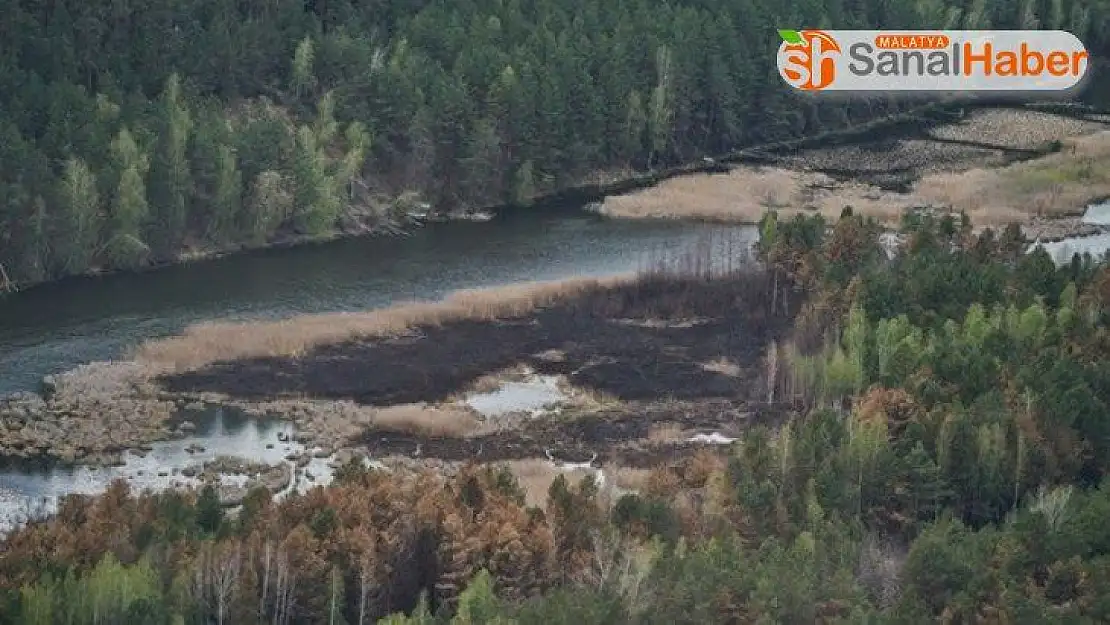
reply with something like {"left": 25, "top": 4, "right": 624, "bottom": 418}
{"left": 155, "top": 270, "right": 801, "bottom": 469}
{"left": 157, "top": 271, "right": 798, "bottom": 406}
{"left": 356, "top": 399, "right": 791, "bottom": 468}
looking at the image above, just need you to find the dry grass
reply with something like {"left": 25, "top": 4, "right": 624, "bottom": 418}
{"left": 501, "top": 459, "right": 648, "bottom": 508}
{"left": 647, "top": 423, "right": 687, "bottom": 444}
{"left": 134, "top": 275, "right": 633, "bottom": 372}
{"left": 601, "top": 127, "right": 1110, "bottom": 228}
{"left": 369, "top": 403, "right": 485, "bottom": 438}
{"left": 609, "top": 466, "right": 652, "bottom": 491}
{"left": 599, "top": 166, "right": 905, "bottom": 225}
{"left": 918, "top": 131, "right": 1110, "bottom": 223}
{"left": 459, "top": 365, "right": 538, "bottom": 396}
{"left": 501, "top": 459, "right": 599, "bottom": 508}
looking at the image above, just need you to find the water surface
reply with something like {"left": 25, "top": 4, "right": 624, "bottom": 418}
{"left": 0, "top": 212, "right": 758, "bottom": 395}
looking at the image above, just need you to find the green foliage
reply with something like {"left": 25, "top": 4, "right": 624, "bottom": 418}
{"left": 7, "top": 0, "right": 1103, "bottom": 287}
{"left": 18, "top": 554, "right": 167, "bottom": 625}
{"left": 56, "top": 157, "right": 101, "bottom": 275}
{"left": 195, "top": 484, "right": 223, "bottom": 536}
{"left": 453, "top": 570, "right": 508, "bottom": 625}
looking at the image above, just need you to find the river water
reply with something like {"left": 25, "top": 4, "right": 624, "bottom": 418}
{"left": 0, "top": 209, "right": 758, "bottom": 529}
{"left": 0, "top": 210, "right": 757, "bottom": 396}
{"left": 2, "top": 202, "right": 1109, "bottom": 531}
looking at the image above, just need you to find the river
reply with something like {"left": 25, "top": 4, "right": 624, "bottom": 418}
{"left": 0, "top": 208, "right": 758, "bottom": 529}
{"left": 2, "top": 203, "right": 1109, "bottom": 531}
{"left": 0, "top": 210, "right": 757, "bottom": 396}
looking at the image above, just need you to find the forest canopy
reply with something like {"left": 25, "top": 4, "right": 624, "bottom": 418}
{"left": 2, "top": 0, "right": 1109, "bottom": 288}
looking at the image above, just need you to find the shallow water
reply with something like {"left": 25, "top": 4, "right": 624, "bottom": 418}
{"left": 1034, "top": 200, "right": 1110, "bottom": 262}
{"left": 0, "top": 407, "right": 303, "bottom": 532}
{"left": 464, "top": 376, "right": 566, "bottom": 417}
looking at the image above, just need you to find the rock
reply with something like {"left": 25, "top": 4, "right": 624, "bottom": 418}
{"left": 40, "top": 375, "right": 57, "bottom": 400}
{"left": 261, "top": 464, "right": 293, "bottom": 492}
{"left": 218, "top": 485, "right": 247, "bottom": 507}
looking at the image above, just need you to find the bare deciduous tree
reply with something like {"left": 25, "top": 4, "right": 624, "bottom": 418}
{"left": 193, "top": 540, "right": 243, "bottom": 625}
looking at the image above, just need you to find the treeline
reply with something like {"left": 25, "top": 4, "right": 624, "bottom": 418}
{"left": 2, "top": 0, "right": 1109, "bottom": 288}
{"left": 5, "top": 213, "right": 1110, "bottom": 622}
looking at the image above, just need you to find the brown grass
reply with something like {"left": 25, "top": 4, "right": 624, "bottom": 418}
{"left": 501, "top": 459, "right": 599, "bottom": 508}
{"left": 609, "top": 466, "right": 651, "bottom": 492}
{"left": 647, "top": 423, "right": 687, "bottom": 444}
{"left": 918, "top": 131, "right": 1110, "bottom": 223}
{"left": 133, "top": 275, "right": 632, "bottom": 372}
{"left": 369, "top": 403, "right": 485, "bottom": 438}
{"left": 498, "top": 460, "right": 648, "bottom": 508}
{"left": 599, "top": 166, "right": 904, "bottom": 225}
{"left": 601, "top": 129, "right": 1110, "bottom": 228}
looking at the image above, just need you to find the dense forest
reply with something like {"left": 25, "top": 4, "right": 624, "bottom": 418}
{"left": 4, "top": 211, "right": 1110, "bottom": 622}
{"left": 2, "top": 0, "right": 1110, "bottom": 289}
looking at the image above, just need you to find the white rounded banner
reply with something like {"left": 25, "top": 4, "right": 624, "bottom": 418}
{"left": 776, "top": 30, "right": 1090, "bottom": 92}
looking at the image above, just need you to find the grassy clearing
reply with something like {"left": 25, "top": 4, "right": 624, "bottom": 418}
{"left": 918, "top": 131, "right": 1110, "bottom": 223}
{"left": 601, "top": 111, "right": 1110, "bottom": 227}
{"left": 599, "top": 166, "right": 904, "bottom": 224}
{"left": 134, "top": 275, "right": 632, "bottom": 372}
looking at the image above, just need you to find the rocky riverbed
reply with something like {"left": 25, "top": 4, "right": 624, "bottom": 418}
{"left": 0, "top": 362, "right": 175, "bottom": 466}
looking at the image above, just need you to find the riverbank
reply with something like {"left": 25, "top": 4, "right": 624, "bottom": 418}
{"left": 5, "top": 102, "right": 1110, "bottom": 499}
{"left": 0, "top": 102, "right": 1075, "bottom": 298}
{"left": 599, "top": 107, "right": 1110, "bottom": 240}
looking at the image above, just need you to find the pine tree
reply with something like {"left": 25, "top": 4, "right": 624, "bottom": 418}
{"left": 105, "top": 127, "right": 151, "bottom": 269}
{"left": 243, "top": 170, "right": 292, "bottom": 245}
{"left": 208, "top": 145, "right": 243, "bottom": 245}
{"left": 55, "top": 157, "right": 101, "bottom": 275}
{"left": 147, "top": 73, "right": 193, "bottom": 260}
